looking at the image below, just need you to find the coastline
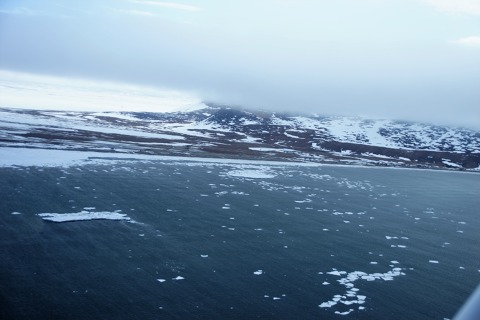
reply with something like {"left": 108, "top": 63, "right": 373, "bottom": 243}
{"left": 1, "top": 146, "right": 478, "bottom": 175}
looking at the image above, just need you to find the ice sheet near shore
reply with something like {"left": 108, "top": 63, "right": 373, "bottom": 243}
{"left": 0, "top": 147, "right": 317, "bottom": 168}
{"left": 0, "top": 147, "right": 477, "bottom": 176}
{"left": 37, "top": 210, "right": 132, "bottom": 223}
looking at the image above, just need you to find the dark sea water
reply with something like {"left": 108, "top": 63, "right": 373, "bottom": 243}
{"left": 1, "top": 160, "right": 479, "bottom": 319}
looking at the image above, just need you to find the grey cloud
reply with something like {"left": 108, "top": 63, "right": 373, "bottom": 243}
{"left": 0, "top": 10, "right": 479, "bottom": 129}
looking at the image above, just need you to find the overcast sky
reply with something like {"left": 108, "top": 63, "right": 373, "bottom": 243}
{"left": 0, "top": 0, "right": 479, "bottom": 127}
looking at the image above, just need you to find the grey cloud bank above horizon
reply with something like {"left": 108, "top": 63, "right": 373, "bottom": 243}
{"left": 0, "top": 0, "right": 479, "bottom": 128}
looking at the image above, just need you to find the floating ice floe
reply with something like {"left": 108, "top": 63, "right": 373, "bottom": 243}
{"left": 253, "top": 270, "right": 263, "bottom": 275}
{"left": 37, "top": 210, "right": 133, "bottom": 223}
{"left": 295, "top": 198, "right": 312, "bottom": 203}
{"left": 335, "top": 309, "right": 354, "bottom": 315}
{"left": 390, "top": 244, "right": 407, "bottom": 248}
{"left": 386, "top": 235, "right": 409, "bottom": 240}
{"left": 318, "top": 266, "right": 405, "bottom": 315}
{"left": 225, "top": 169, "right": 276, "bottom": 179}
{"left": 172, "top": 276, "right": 184, "bottom": 280}
{"left": 11, "top": 211, "right": 22, "bottom": 215}
{"left": 327, "top": 270, "right": 347, "bottom": 276}
{"left": 230, "top": 191, "right": 249, "bottom": 195}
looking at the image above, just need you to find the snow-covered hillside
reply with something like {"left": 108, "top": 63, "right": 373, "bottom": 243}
{"left": 0, "top": 106, "right": 479, "bottom": 171}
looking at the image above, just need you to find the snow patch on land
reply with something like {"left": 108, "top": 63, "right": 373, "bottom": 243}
{"left": 442, "top": 159, "right": 462, "bottom": 168}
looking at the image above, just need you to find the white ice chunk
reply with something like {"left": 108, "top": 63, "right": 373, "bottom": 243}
{"left": 37, "top": 210, "right": 132, "bottom": 222}
{"left": 225, "top": 169, "right": 275, "bottom": 179}
{"left": 319, "top": 301, "right": 337, "bottom": 308}
{"left": 319, "top": 266, "right": 405, "bottom": 315}
{"left": 335, "top": 309, "right": 354, "bottom": 315}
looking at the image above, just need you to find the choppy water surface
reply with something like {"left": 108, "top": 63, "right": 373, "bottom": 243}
{"left": 1, "top": 160, "right": 479, "bottom": 319}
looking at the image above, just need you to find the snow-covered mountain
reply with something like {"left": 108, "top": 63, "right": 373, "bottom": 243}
{"left": 1, "top": 105, "right": 479, "bottom": 171}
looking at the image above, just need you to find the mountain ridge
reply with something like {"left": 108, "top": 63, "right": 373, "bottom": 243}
{"left": 0, "top": 105, "right": 479, "bottom": 171}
